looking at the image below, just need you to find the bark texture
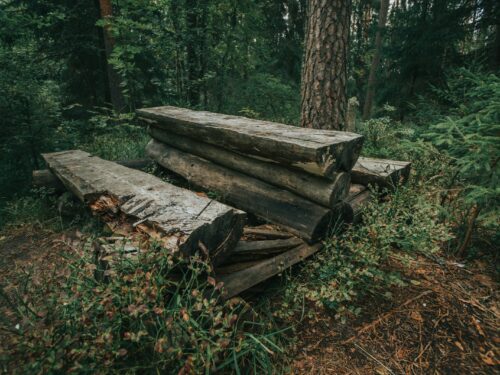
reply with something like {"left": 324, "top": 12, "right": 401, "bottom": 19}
{"left": 98, "top": 0, "right": 126, "bottom": 112}
{"left": 148, "top": 128, "right": 351, "bottom": 207}
{"left": 146, "top": 140, "right": 333, "bottom": 242}
{"left": 138, "top": 106, "right": 364, "bottom": 174}
{"left": 42, "top": 150, "right": 245, "bottom": 265}
{"left": 300, "top": 0, "right": 352, "bottom": 130}
{"left": 362, "top": 0, "right": 390, "bottom": 120}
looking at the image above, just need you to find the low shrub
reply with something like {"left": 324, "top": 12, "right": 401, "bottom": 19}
{"left": 279, "top": 186, "right": 452, "bottom": 322}
{"left": 1, "top": 239, "right": 286, "bottom": 374}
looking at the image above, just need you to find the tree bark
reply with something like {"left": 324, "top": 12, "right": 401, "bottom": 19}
{"left": 146, "top": 140, "right": 333, "bottom": 242}
{"left": 148, "top": 128, "right": 351, "bottom": 207}
{"left": 300, "top": 0, "right": 352, "bottom": 130}
{"left": 362, "top": 0, "right": 390, "bottom": 120}
{"left": 138, "top": 106, "right": 364, "bottom": 174}
{"left": 98, "top": 0, "right": 126, "bottom": 112}
{"left": 42, "top": 150, "right": 245, "bottom": 265}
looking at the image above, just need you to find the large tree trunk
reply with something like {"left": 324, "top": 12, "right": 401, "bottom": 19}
{"left": 362, "top": 0, "right": 390, "bottom": 120}
{"left": 300, "top": 0, "right": 352, "bottom": 130}
{"left": 98, "top": 0, "right": 126, "bottom": 112}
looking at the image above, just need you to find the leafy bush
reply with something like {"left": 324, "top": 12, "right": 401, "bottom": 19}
{"left": 1, "top": 241, "right": 285, "bottom": 374}
{"left": 279, "top": 186, "right": 452, "bottom": 322}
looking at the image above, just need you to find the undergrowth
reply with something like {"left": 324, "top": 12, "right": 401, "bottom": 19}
{"left": 1, "top": 240, "right": 286, "bottom": 374}
{"left": 279, "top": 185, "right": 452, "bottom": 322}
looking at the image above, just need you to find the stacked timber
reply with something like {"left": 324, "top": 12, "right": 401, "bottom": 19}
{"left": 42, "top": 150, "right": 246, "bottom": 265}
{"left": 138, "top": 106, "right": 365, "bottom": 241}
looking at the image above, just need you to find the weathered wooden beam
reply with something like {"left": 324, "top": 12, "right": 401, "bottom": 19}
{"left": 33, "top": 158, "right": 152, "bottom": 192}
{"left": 214, "top": 260, "right": 263, "bottom": 275}
{"left": 233, "top": 238, "right": 303, "bottom": 255}
{"left": 137, "top": 106, "right": 364, "bottom": 175}
{"left": 218, "top": 243, "right": 323, "bottom": 298}
{"left": 146, "top": 140, "right": 332, "bottom": 242}
{"left": 243, "top": 226, "right": 293, "bottom": 240}
{"left": 149, "top": 129, "right": 351, "bottom": 206}
{"left": 352, "top": 157, "right": 411, "bottom": 189}
{"left": 42, "top": 150, "right": 246, "bottom": 265}
{"left": 338, "top": 184, "right": 374, "bottom": 223}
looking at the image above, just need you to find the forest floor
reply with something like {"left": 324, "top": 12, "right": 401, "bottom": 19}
{"left": 288, "top": 254, "right": 499, "bottom": 374}
{"left": 0, "top": 224, "right": 498, "bottom": 374}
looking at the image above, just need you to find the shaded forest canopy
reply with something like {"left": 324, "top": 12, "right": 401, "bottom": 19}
{"left": 0, "top": 0, "right": 499, "bottom": 203}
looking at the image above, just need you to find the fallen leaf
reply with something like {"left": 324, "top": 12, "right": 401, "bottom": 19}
{"left": 480, "top": 352, "right": 499, "bottom": 366}
{"left": 410, "top": 311, "right": 423, "bottom": 322}
{"left": 471, "top": 316, "right": 485, "bottom": 336}
{"left": 455, "top": 342, "right": 464, "bottom": 351}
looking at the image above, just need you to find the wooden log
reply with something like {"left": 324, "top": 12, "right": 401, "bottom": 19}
{"left": 233, "top": 238, "right": 303, "bottom": 255}
{"left": 352, "top": 157, "right": 411, "bottom": 188}
{"left": 337, "top": 184, "right": 374, "bottom": 223}
{"left": 214, "top": 260, "right": 263, "bottom": 275}
{"left": 222, "top": 238, "right": 304, "bottom": 263}
{"left": 218, "top": 243, "right": 323, "bottom": 298}
{"left": 32, "top": 169, "right": 65, "bottom": 192}
{"left": 146, "top": 140, "right": 332, "bottom": 242}
{"left": 33, "top": 158, "right": 153, "bottom": 192}
{"left": 137, "top": 106, "right": 364, "bottom": 175}
{"left": 149, "top": 128, "right": 351, "bottom": 206}
{"left": 243, "top": 226, "right": 293, "bottom": 240}
{"left": 42, "top": 150, "right": 246, "bottom": 265}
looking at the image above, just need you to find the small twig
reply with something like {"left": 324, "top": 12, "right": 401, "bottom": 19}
{"left": 354, "top": 343, "right": 396, "bottom": 375}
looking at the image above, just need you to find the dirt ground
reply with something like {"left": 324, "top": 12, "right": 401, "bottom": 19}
{"left": 290, "top": 255, "right": 499, "bottom": 374}
{"left": 0, "top": 226, "right": 498, "bottom": 374}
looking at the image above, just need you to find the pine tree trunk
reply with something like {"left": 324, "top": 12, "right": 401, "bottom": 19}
{"left": 362, "top": 0, "right": 390, "bottom": 120}
{"left": 300, "top": 0, "right": 352, "bottom": 130}
{"left": 98, "top": 0, "right": 126, "bottom": 112}
{"left": 186, "top": 0, "right": 200, "bottom": 106}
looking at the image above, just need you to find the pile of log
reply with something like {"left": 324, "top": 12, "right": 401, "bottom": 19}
{"left": 138, "top": 106, "right": 410, "bottom": 241}
{"left": 138, "top": 106, "right": 364, "bottom": 241}
{"left": 32, "top": 106, "right": 412, "bottom": 297}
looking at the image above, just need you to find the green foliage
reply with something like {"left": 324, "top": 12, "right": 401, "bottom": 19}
{"left": 2, "top": 243, "right": 285, "bottom": 373}
{"left": 426, "top": 69, "right": 500, "bottom": 209}
{"left": 280, "top": 186, "right": 452, "bottom": 322}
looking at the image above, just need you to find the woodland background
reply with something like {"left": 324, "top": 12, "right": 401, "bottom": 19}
{"left": 0, "top": 0, "right": 499, "bottom": 373}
